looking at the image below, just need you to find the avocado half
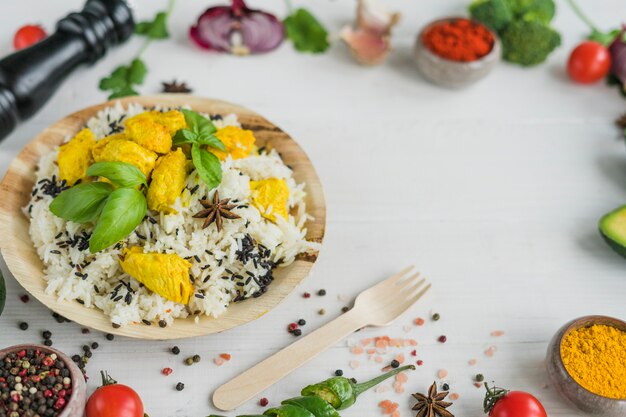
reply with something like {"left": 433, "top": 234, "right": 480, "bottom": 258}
{"left": 599, "top": 205, "right": 626, "bottom": 259}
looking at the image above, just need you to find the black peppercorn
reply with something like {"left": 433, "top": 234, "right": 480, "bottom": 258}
{"left": 171, "top": 346, "right": 180, "bottom": 355}
{"left": 91, "top": 342, "right": 99, "bottom": 350}
{"left": 175, "top": 382, "right": 185, "bottom": 391}
{"left": 390, "top": 360, "right": 400, "bottom": 368}
{"left": 297, "top": 319, "right": 306, "bottom": 326}
{"left": 442, "top": 383, "right": 450, "bottom": 391}
{"left": 192, "top": 355, "right": 201, "bottom": 363}
{"left": 334, "top": 369, "right": 343, "bottom": 376}
{"left": 293, "top": 329, "right": 302, "bottom": 336}
{"left": 19, "top": 322, "right": 29, "bottom": 331}
{"left": 43, "top": 340, "right": 52, "bottom": 347}
{"left": 105, "top": 334, "right": 114, "bottom": 341}
{"left": 42, "top": 331, "right": 51, "bottom": 340}
{"left": 318, "top": 289, "right": 326, "bottom": 296}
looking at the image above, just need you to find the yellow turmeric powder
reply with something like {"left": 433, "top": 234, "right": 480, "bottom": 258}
{"left": 561, "top": 324, "right": 626, "bottom": 399}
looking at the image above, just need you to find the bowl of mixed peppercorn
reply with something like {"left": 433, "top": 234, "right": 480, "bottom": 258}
{"left": 0, "top": 344, "right": 86, "bottom": 417}
{"left": 415, "top": 17, "right": 500, "bottom": 88}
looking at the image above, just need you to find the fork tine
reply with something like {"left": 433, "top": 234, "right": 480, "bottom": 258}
{"left": 397, "top": 283, "right": 431, "bottom": 313}
{"left": 398, "top": 277, "right": 426, "bottom": 294}
{"left": 376, "top": 265, "right": 414, "bottom": 288}
{"left": 395, "top": 273, "right": 422, "bottom": 291}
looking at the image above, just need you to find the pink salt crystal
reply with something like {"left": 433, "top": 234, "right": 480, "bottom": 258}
{"left": 394, "top": 385, "right": 405, "bottom": 394}
{"left": 375, "top": 356, "right": 383, "bottom": 363}
{"left": 367, "top": 348, "right": 376, "bottom": 355}
{"left": 350, "top": 360, "right": 360, "bottom": 369}
{"left": 351, "top": 346, "right": 364, "bottom": 355}
{"left": 474, "top": 383, "right": 482, "bottom": 388}
{"left": 395, "top": 353, "right": 405, "bottom": 364}
{"left": 361, "top": 338, "right": 372, "bottom": 346}
{"left": 449, "top": 393, "right": 459, "bottom": 401}
{"left": 491, "top": 330, "right": 505, "bottom": 337}
{"left": 437, "top": 369, "right": 448, "bottom": 379}
{"left": 468, "top": 359, "right": 477, "bottom": 366}
{"left": 395, "top": 373, "right": 408, "bottom": 383}
{"left": 391, "top": 411, "right": 400, "bottom": 417}
{"left": 214, "top": 358, "right": 225, "bottom": 366}
{"left": 485, "top": 346, "right": 497, "bottom": 357}
{"left": 408, "top": 339, "right": 417, "bottom": 346}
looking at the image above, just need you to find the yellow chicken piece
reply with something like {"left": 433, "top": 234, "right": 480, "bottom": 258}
{"left": 249, "top": 178, "right": 289, "bottom": 222}
{"left": 125, "top": 113, "right": 172, "bottom": 154}
{"left": 91, "top": 133, "right": 126, "bottom": 161}
{"left": 57, "top": 128, "right": 96, "bottom": 186}
{"left": 119, "top": 247, "right": 194, "bottom": 304}
{"left": 212, "top": 126, "right": 256, "bottom": 161}
{"left": 93, "top": 139, "right": 158, "bottom": 179}
{"left": 153, "top": 110, "right": 186, "bottom": 135}
{"left": 147, "top": 148, "right": 187, "bottom": 214}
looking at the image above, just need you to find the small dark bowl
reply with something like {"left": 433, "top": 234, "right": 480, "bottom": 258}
{"left": 0, "top": 344, "right": 86, "bottom": 417}
{"left": 414, "top": 17, "right": 500, "bottom": 88}
{"left": 546, "top": 316, "right": 626, "bottom": 416}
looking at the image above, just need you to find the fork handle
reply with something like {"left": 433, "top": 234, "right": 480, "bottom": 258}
{"left": 212, "top": 309, "right": 364, "bottom": 411}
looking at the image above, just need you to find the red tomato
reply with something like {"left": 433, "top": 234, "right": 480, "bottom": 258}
{"left": 489, "top": 391, "right": 547, "bottom": 417}
{"left": 567, "top": 41, "right": 611, "bottom": 84}
{"left": 13, "top": 24, "right": 47, "bottom": 50}
{"left": 86, "top": 383, "right": 144, "bottom": 417}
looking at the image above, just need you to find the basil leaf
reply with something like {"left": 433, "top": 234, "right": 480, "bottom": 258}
{"left": 196, "top": 134, "right": 226, "bottom": 151}
{"left": 89, "top": 188, "right": 147, "bottom": 253}
{"left": 182, "top": 109, "right": 216, "bottom": 137}
{"left": 191, "top": 144, "right": 222, "bottom": 191}
{"left": 87, "top": 162, "right": 147, "bottom": 188}
{"left": 284, "top": 8, "right": 330, "bottom": 53}
{"left": 49, "top": 183, "right": 113, "bottom": 224}
{"left": 135, "top": 11, "right": 170, "bottom": 40}
{"left": 173, "top": 128, "right": 199, "bottom": 146}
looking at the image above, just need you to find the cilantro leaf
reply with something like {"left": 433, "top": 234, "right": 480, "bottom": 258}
{"left": 135, "top": 11, "right": 170, "bottom": 40}
{"left": 99, "top": 58, "right": 147, "bottom": 100}
{"left": 283, "top": 8, "right": 330, "bottom": 53}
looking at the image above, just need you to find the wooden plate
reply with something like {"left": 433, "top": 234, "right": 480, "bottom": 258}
{"left": 0, "top": 95, "right": 325, "bottom": 340}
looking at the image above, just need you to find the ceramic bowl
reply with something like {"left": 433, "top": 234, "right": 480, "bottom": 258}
{"left": 0, "top": 344, "right": 86, "bottom": 417}
{"left": 546, "top": 315, "right": 626, "bottom": 416}
{"left": 414, "top": 17, "right": 501, "bottom": 88}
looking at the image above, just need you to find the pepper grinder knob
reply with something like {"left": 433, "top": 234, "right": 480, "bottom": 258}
{"left": 0, "top": 0, "right": 134, "bottom": 141}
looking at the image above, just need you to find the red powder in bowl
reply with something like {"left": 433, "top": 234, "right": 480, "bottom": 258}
{"left": 422, "top": 18, "right": 495, "bottom": 62}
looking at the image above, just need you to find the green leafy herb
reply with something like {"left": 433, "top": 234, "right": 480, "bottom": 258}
{"left": 135, "top": 11, "right": 170, "bottom": 39}
{"left": 567, "top": 0, "right": 619, "bottom": 46}
{"left": 87, "top": 161, "right": 147, "bottom": 188}
{"left": 99, "top": 58, "right": 147, "bottom": 99}
{"left": 99, "top": 0, "right": 175, "bottom": 99}
{"left": 49, "top": 183, "right": 113, "bottom": 224}
{"left": 89, "top": 188, "right": 147, "bottom": 253}
{"left": 191, "top": 143, "right": 222, "bottom": 191}
{"left": 283, "top": 8, "right": 330, "bottom": 53}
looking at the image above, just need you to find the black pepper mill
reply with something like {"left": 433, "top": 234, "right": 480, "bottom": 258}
{"left": 0, "top": 0, "right": 134, "bottom": 141}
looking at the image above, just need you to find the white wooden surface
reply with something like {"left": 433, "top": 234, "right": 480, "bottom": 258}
{"left": 0, "top": 1, "right": 625, "bottom": 416}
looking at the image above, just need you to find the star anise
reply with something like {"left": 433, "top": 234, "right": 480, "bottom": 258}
{"left": 412, "top": 382, "right": 454, "bottom": 417}
{"left": 617, "top": 113, "right": 626, "bottom": 129}
{"left": 193, "top": 191, "right": 241, "bottom": 231}
{"left": 161, "top": 80, "right": 193, "bottom": 94}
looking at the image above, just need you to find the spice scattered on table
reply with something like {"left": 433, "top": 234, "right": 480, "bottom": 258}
{"left": 422, "top": 18, "right": 495, "bottom": 62}
{"left": 161, "top": 80, "right": 192, "bottom": 94}
{"left": 475, "top": 373, "right": 485, "bottom": 382}
{"left": 317, "top": 289, "right": 326, "bottom": 296}
{"left": 105, "top": 334, "right": 114, "bottom": 341}
{"left": 20, "top": 294, "right": 30, "bottom": 303}
{"left": 438, "top": 369, "right": 448, "bottom": 379}
{"left": 303, "top": 292, "right": 311, "bottom": 298}
{"left": 412, "top": 381, "right": 455, "bottom": 417}
{"left": 561, "top": 323, "right": 626, "bottom": 399}
{"left": 175, "top": 382, "right": 185, "bottom": 391}
{"left": 490, "top": 330, "right": 504, "bottom": 337}
{"left": 484, "top": 346, "right": 497, "bottom": 357}
{"left": 414, "top": 317, "right": 425, "bottom": 326}
{"left": 19, "top": 322, "right": 28, "bottom": 331}
{"left": 170, "top": 346, "right": 180, "bottom": 355}
{"left": 162, "top": 367, "right": 173, "bottom": 376}
{"left": 437, "top": 335, "right": 447, "bottom": 343}
{"left": 432, "top": 313, "right": 440, "bottom": 321}
{"left": 259, "top": 397, "right": 269, "bottom": 407}
{"left": 0, "top": 348, "right": 73, "bottom": 416}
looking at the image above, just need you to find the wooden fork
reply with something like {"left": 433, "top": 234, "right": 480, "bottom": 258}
{"left": 213, "top": 266, "right": 431, "bottom": 411}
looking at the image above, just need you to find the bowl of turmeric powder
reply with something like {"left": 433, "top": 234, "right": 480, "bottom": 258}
{"left": 415, "top": 17, "right": 500, "bottom": 88}
{"left": 546, "top": 315, "right": 626, "bottom": 416}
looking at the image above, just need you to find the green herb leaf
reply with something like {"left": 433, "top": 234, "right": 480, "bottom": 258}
{"left": 49, "top": 183, "right": 113, "bottom": 224}
{"left": 196, "top": 135, "right": 225, "bottom": 150}
{"left": 172, "top": 128, "right": 199, "bottom": 146}
{"left": 135, "top": 11, "right": 170, "bottom": 40}
{"left": 283, "top": 8, "right": 330, "bottom": 53}
{"left": 87, "top": 162, "right": 147, "bottom": 188}
{"left": 183, "top": 109, "right": 218, "bottom": 137}
{"left": 99, "top": 58, "right": 147, "bottom": 100}
{"left": 89, "top": 188, "right": 147, "bottom": 253}
{"left": 191, "top": 144, "right": 222, "bottom": 191}
{"left": 174, "top": 110, "right": 225, "bottom": 151}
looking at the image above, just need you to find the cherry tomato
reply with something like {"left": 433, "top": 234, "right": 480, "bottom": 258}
{"left": 489, "top": 391, "right": 547, "bottom": 417}
{"left": 86, "top": 381, "right": 144, "bottom": 417}
{"left": 13, "top": 24, "right": 47, "bottom": 50}
{"left": 567, "top": 41, "right": 612, "bottom": 84}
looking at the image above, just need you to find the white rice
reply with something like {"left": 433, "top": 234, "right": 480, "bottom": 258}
{"left": 24, "top": 102, "right": 319, "bottom": 327}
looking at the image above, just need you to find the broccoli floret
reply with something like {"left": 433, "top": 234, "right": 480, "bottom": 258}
{"left": 469, "top": 0, "right": 513, "bottom": 32}
{"left": 505, "top": 0, "right": 556, "bottom": 24}
{"left": 500, "top": 20, "right": 561, "bottom": 66}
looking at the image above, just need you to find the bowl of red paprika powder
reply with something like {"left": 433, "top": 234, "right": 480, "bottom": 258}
{"left": 415, "top": 17, "right": 500, "bottom": 88}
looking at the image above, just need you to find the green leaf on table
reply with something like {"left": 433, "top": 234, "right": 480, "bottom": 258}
{"left": 89, "top": 188, "right": 147, "bottom": 253}
{"left": 135, "top": 11, "right": 170, "bottom": 39}
{"left": 191, "top": 143, "right": 222, "bottom": 191}
{"left": 49, "top": 182, "right": 113, "bottom": 224}
{"left": 283, "top": 8, "right": 330, "bottom": 53}
{"left": 99, "top": 58, "right": 147, "bottom": 100}
{"left": 87, "top": 162, "right": 147, "bottom": 188}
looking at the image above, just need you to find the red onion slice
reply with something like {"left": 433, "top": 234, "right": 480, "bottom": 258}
{"left": 190, "top": 0, "right": 284, "bottom": 55}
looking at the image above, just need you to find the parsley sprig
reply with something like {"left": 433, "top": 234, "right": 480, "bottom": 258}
{"left": 173, "top": 110, "right": 225, "bottom": 191}
{"left": 283, "top": 0, "right": 330, "bottom": 53}
{"left": 99, "top": 0, "right": 175, "bottom": 99}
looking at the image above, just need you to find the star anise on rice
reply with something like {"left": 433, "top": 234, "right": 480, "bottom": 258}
{"left": 617, "top": 113, "right": 626, "bottom": 129}
{"left": 193, "top": 191, "right": 241, "bottom": 231}
{"left": 161, "top": 79, "right": 193, "bottom": 94}
{"left": 412, "top": 382, "right": 454, "bottom": 417}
